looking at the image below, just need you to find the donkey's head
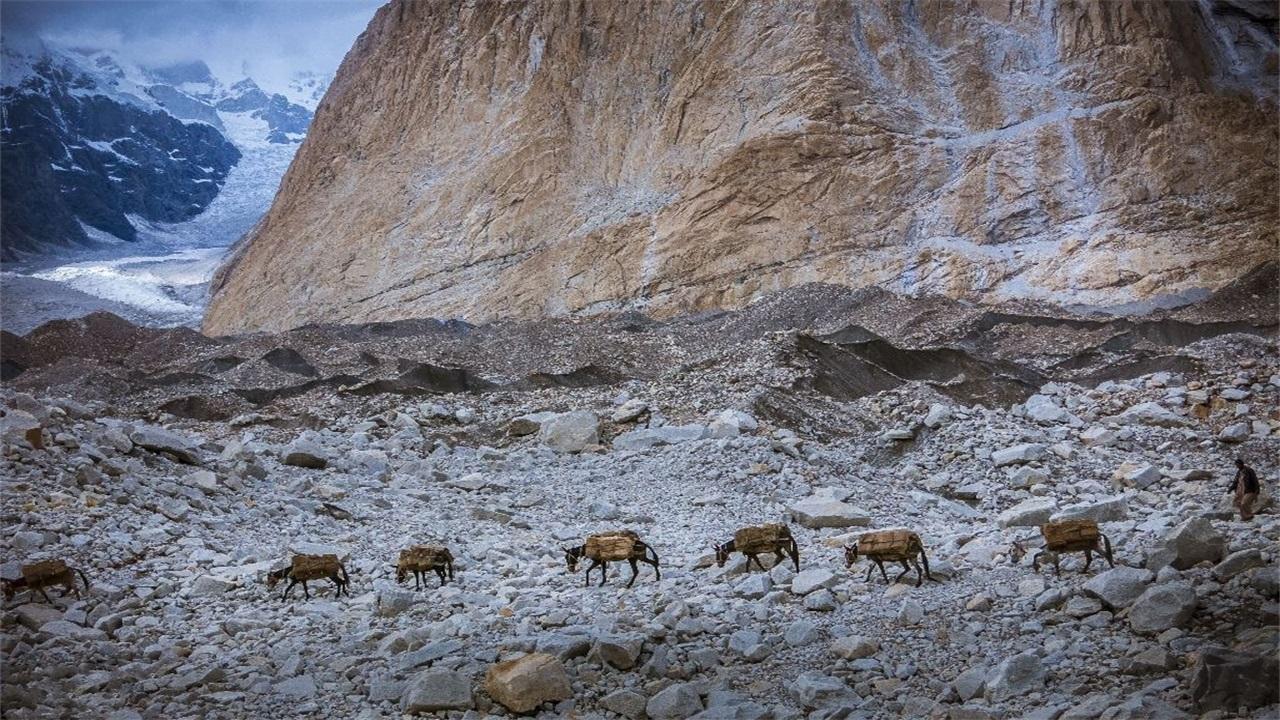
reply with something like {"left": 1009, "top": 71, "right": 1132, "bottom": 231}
{"left": 264, "top": 567, "right": 289, "bottom": 589}
{"left": 563, "top": 546, "right": 583, "bottom": 573}
{"left": 843, "top": 543, "right": 859, "bottom": 568}
{"left": 1009, "top": 540, "right": 1027, "bottom": 564}
{"left": 713, "top": 542, "right": 732, "bottom": 568}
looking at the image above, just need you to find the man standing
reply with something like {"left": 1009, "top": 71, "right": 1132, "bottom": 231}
{"left": 1229, "top": 458, "right": 1261, "bottom": 521}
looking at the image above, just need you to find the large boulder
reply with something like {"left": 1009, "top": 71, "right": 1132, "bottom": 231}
{"left": 614, "top": 424, "right": 709, "bottom": 450}
{"left": 1129, "top": 583, "right": 1197, "bottom": 634}
{"left": 402, "top": 668, "right": 473, "bottom": 713}
{"left": 0, "top": 409, "right": 43, "bottom": 449}
{"left": 282, "top": 437, "right": 328, "bottom": 469}
{"left": 1190, "top": 646, "right": 1280, "bottom": 712}
{"left": 997, "top": 498, "right": 1057, "bottom": 528}
{"left": 991, "top": 443, "right": 1047, "bottom": 467}
{"left": 538, "top": 411, "right": 600, "bottom": 453}
{"left": 1212, "top": 549, "right": 1265, "bottom": 582}
{"left": 1161, "top": 517, "right": 1225, "bottom": 569}
{"left": 789, "top": 672, "right": 855, "bottom": 709}
{"left": 985, "top": 653, "right": 1044, "bottom": 700}
{"left": 484, "top": 653, "right": 572, "bottom": 714}
{"left": 1112, "top": 401, "right": 1188, "bottom": 427}
{"left": 788, "top": 496, "right": 871, "bottom": 529}
{"left": 589, "top": 635, "right": 644, "bottom": 670}
{"left": 129, "top": 425, "right": 200, "bottom": 464}
{"left": 1050, "top": 496, "right": 1128, "bottom": 523}
{"left": 1082, "top": 567, "right": 1154, "bottom": 609}
{"left": 646, "top": 683, "right": 704, "bottom": 719}
{"left": 1024, "top": 394, "right": 1069, "bottom": 424}
{"left": 507, "top": 411, "right": 557, "bottom": 436}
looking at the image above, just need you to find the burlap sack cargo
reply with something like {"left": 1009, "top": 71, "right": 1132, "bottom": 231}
{"left": 400, "top": 546, "right": 449, "bottom": 568}
{"left": 291, "top": 554, "right": 341, "bottom": 581}
{"left": 857, "top": 530, "right": 921, "bottom": 560}
{"left": 734, "top": 524, "right": 788, "bottom": 554}
{"left": 585, "top": 532, "right": 637, "bottom": 561}
{"left": 21, "top": 559, "right": 68, "bottom": 584}
{"left": 1040, "top": 520, "right": 1099, "bottom": 552}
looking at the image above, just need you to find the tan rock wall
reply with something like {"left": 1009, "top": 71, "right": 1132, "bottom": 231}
{"left": 204, "top": 0, "right": 1278, "bottom": 335}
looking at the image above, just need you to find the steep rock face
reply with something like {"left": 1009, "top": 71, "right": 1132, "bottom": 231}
{"left": 204, "top": 0, "right": 1278, "bottom": 335}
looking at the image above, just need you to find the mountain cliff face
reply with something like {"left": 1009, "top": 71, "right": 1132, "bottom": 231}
{"left": 203, "top": 0, "right": 1278, "bottom": 335}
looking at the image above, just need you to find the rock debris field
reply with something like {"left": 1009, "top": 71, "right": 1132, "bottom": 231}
{"left": 1, "top": 286, "right": 1278, "bottom": 719}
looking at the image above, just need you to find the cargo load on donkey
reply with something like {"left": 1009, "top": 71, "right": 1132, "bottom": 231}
{"left": 565, "top": 530, "right": 660, "bottom": 588}
{"left": 1010, "top": 519, "right": 1115, "bottom": 576}
{"left": 585, "top": 531, "right": 639, "bottom": 562}
{"left": 844, "top": 529, "right": 932, "bottom": 587}
{"left": 714, "top": 523, "right": 801, "bottom": 572}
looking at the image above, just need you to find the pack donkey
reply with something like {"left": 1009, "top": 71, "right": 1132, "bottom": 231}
{"left": 564, "top": 531, "right": 660, "bottom": 588}
{"left": 396, "top": 545, "right": 455, "bottom": 590}
{"left": 1012, "top": 519, "right": 1114, "bottom": 576}
{"left": 266, "top": 554, "right": 350, "bottom": 600}
{"left": 845, "top": 529, "right": 933, "bottom": 587}
{"left": 2, "top": 559, "right": 90, "bottom": 604}
{"left": 714, "top": 523, "right": 800, "bottom": 572}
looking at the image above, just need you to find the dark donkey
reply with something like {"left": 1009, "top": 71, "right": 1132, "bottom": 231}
{"left": 844, "top": 529, "right": 933, "bottom": 587}
{"left": 266, "top": 554, "right": 350, "bottom": 600}
{"left": 714, "top": 523, "right": 800, "bottom": 572}
{"left": 564, "top": 531, "right": 661, "bottom": 588}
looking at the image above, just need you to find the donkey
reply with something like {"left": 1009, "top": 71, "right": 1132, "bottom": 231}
{"left": 1011, "top": 520, "right": 1115, "bottom": 576}
{"left": 2, "top": 560, "right": 90, "bottom": 604}
{"left": 564, "top": 533, "right": 661, "bottom": 588}
{"left": 844, "top": 530, "right": 933, "bottom": 587}
{"left": 266, "top": 554, "right": 350, "bottom": 600}
{"left": 396, "top": 546, "right": 455, "bottom": 590}
{"left": 714, "top": 523, "right": 800, "bottom": 572}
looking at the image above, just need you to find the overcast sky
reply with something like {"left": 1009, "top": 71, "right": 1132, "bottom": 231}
{"left": 2, "top": 0, "right": 384, "bottom": 91}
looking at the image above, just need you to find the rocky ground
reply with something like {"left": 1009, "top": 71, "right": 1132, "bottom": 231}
{"left": 1, "top": 289, "right": 1278, "bottom": 719}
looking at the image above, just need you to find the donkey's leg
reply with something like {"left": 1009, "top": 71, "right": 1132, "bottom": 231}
{"left": 864, "top": 564, "right": 874, "bottom": 583}
{"left": 1083, "top": 549, "right": 1094, "bottom": 573}
{"left": 920, "top": 550, "right": 933, "bottom": 581}
{"left": 436, "top": 567, "right": 447, "bottom": 587}
{"left": 585, "top": 559, "right": 601, "bottom": 587}
{"left": 282, "top": 578, "right": 298, "bottom": 601}
{"left": 627, "top": 558, "right": 640, "bottom": 588}
{"left": 600, "top": 561, "right": 609, "bottom": 587}
{"left": 877, "top": 559, "right": 889, "bottom": 583}
{"left": 912, "top": 558, "right": 923, "bottom": 587}
{"left": 894, "top": 561, "right": 910, "bottom": 584}
{"left": 38, "top": 587, "right": 53, "bottom": 604}
{"left": 302, "top": 581, "right": 311, "bottom": 600}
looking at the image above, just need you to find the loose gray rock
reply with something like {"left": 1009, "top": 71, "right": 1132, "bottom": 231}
{"left": 402, "top": 668, "right": 473, "bottom": 713}
{"left": 647, "top": 683, "right": 704, "bottom": 719}
{"left": 1190, "top": 646, "right": 1280, "bottom": 712}
{"left": 538, "top": 411, "right": 600, "bottom": 453}
{"left": 1211, "top": 549, "right": 1264, "bottom": 581}
{"left": 1129, "top": 583, "right": 1197, "bottom": 634}
{"left": 1161, "top": 517, "right": 1225, "bottom": 569}
{"left": 986, "top": 653, "right": 1044, "bottom": 700}
{"left": 1082, "top": 567, "right": 1154, "bottom": 609}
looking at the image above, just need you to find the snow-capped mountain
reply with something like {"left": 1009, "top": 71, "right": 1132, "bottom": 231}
{"left": 0, "top": 39, "right": 321, "bottom": 261}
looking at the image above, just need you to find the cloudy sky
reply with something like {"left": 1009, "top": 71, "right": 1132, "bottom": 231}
{"left": 2, "top": 0, "right": 384, "bottom": 91}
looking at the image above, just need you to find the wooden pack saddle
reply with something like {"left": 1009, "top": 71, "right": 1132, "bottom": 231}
{"left": 21, "top": 559, "right": 69, "bottom": 584}
{"left": 857, "top": 530, "right": 922, "bottom": 560}
{"left": 400, "top": 546, "right": 449, "bottom": 568}
{"left": 734, "top": 524, "right": 788, "bottom": 554}
{"left": 291, "top": 554, "right": 341, "bottom": 581}
{"left": 585, "top": 531, "right": 638, "bottom": 561}
{"left": 1040, "top": 520, "right": 1099, "bottom": 552}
